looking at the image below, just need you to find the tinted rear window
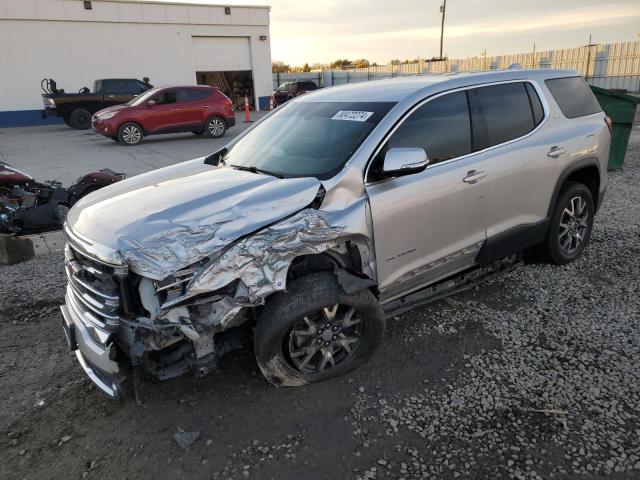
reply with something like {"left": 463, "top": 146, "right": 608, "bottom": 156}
{"left": 473, "top": 82, "right": 535, "bottom": 148}
{"left": 177, "top": 89, "right": 210, "bottom": 102}
{"left": 545, "top": 77, "right": 601, "bottom": 118}
{"left": 100, "top": 79, "right": 145, "bottom": 95}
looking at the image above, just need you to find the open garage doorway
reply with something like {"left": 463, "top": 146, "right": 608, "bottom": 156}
{"left": 196, "top": 71, "right": 255, "bottom": 111}
{"left": 192, "top": 36, "right": 257, "bottom": 111}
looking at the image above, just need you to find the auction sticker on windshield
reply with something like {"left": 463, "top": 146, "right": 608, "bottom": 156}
{"left": 331, "top": 111, "right": 374, "bottom": 122}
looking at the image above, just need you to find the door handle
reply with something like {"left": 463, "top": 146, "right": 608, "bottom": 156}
{"left": 172, "top": 108, "right": 181, "bottom": 111}
{"left": 201, "top": 105, "right": 210, "bottom": 108}
{"left": 547, "top": 146, "right": 566, "bottom": 158}
{"left": 463, "top": 170, "right": 487, "bottom": 184}
{"left": 107, "top": 95, "right": 115, "bottom": 98}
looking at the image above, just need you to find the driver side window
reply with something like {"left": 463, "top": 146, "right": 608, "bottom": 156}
{"left": 371, "top": 91, "right": 472, "bottom": 179}
{"left": 155, "top": 90, "right": 177, "bottom": 105}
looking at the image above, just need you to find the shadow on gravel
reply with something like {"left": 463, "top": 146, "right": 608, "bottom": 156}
{"left": 1, "top": 302, "right": 500, "bottom": 480}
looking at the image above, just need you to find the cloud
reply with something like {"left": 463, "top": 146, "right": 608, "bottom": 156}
{"left": 271, "top": 2, "right": 640, "bottom": 63}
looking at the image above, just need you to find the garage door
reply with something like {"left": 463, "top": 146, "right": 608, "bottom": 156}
{"left": 192, "top": 36, "right": 251, "bottom": 71}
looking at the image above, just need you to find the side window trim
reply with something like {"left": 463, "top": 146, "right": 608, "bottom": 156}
{"left": 365, "top": 79, "right": 550, "bottom": 183}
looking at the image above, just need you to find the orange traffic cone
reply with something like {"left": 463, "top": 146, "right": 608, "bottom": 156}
{"left": 243, "top": 93, "right": 252, "bottom": 123}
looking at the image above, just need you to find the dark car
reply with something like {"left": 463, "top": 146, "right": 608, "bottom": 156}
{"left": 41, "top": 78, "right": 153, "bottom": 129}
{"left": 272, "top": 80, "right": 318, "bottom": 105}
{"left": 92, "top": 85, "right": 236, "bottom": 145}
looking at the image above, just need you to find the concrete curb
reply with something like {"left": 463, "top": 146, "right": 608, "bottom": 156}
{"left": 0, "top": 230, "right": 64, "bottom": 265}
{"left": 24, "top": 230, "right": 65, "bottom": 256}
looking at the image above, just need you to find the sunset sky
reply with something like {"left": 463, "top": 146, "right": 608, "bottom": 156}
{"left": 144, "top": 0, "right": 640, "bottom": 65}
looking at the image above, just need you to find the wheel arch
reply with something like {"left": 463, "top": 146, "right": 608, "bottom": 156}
{"left": 119, "top": 120, "right": 146, "bottom": 136}
{"left": 285, "top": 242, "right": 379, "bottom": 298}
{"left": 547, "top": 158, "right": 601, "bottom": 217}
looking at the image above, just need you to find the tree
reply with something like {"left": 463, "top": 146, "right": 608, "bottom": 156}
{"left": 353, "top": 58, "right": 370, "bottom": 68}
{"left": 330, "top": 59, "right": 352, "bottom": 69}
{"left": 302, "top": 63, "right": 311, "bottom": 72}
{"left": 272, "top": 61, "right": 290, "bottom": 73}
{"left": 389, "top": 59, "right": 401, "bottom": 65}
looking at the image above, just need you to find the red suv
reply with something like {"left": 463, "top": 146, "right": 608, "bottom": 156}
{"left": 92, "top": 86, "right": 235, "bottom": 145}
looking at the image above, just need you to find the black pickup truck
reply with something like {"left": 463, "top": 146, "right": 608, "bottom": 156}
{"left": 41, "top": 78, "right": 153, "bottom": 129}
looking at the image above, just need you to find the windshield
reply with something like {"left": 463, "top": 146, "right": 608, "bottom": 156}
{"left": 223, "top": 101, "right": 395, "bottom": 179}
{"left": 126, "top": 88, "right": 160, "bottom": 106}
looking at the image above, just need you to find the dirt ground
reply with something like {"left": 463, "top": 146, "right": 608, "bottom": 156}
{"left": 1, "top": 128, "right": 639, "bottom": 480}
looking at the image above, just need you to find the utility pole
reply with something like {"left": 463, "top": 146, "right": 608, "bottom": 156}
{"left": 532, "top": 42, "right": 536, "bottom": 69}
{"left": 439, "top": 0, "right": 447, "bottom": 60}
{"left": 585, "top": 34, "right": 597, "bottom": 80}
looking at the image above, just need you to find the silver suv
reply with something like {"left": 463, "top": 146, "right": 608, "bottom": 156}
{"left": 61, "top": 70, "right": 610, "bottom": 398}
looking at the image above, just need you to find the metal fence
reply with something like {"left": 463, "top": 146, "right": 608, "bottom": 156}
{"left": 273, "top": 41, "right": 640, "bottom": 92}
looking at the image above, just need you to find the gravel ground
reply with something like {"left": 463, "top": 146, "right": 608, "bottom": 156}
{"left": 1, "top": 128, "right": 638, "bottom": 480}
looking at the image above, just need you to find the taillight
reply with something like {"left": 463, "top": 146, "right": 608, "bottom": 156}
{"left": 604, "top": 115, "right": 612, "bottom": 133}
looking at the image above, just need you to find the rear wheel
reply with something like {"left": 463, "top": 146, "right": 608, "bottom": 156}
{"left": 254, "top": 272, "right": 385, "bottom": 387}
{"left": 117, "top": 122, "right": 144, "bottom": 146}
{"left": 204, "top": 116, "right": 226, "bottom": 138}
{"left": 69, "top": 108, "right": 91, "bottom": 130}
{"left": 542, "top": 182, "right": 594, "bottom": 264}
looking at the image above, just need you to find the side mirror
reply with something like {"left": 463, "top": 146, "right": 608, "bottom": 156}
{"left": 147, "top": 99, "right": 156, "bottom": 107}
{"left": 382, "top": 147, "right": 429, "bottom": 177}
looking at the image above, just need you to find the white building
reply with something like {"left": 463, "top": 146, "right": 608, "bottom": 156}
{"left": 0, "top": 0, "right": 272, "bottom": 127}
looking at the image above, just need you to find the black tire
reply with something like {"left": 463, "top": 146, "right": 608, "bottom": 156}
{"left": 117, "top": 122, "right": 144, "bottom": 146}
{"left": 68, "top": 109, "right": 91, "bottom": 130}
{"left": 542, "top": 182, "right": 594, "bottom": 265}
{"left": 204, "top": 116, "right": 227, "bottom": 138}
{"left": 254, "top": 272, "right": 385, "bottom": 387}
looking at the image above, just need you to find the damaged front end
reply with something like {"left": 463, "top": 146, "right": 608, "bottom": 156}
{"left": 61, "top": 201, "right": 373, "bottom": 398}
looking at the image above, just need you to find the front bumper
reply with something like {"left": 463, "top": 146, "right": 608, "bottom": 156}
{"left": 42, "top": 107, "right": 62, "bottom": 119}
{"left": 61, "top": 288, "right": 123, "bottom": 398}
{"left": 92, "top": 117, "right": 117, "bottom": 137}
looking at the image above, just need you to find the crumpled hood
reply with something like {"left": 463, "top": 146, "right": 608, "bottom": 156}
{"left": 67, "top": 159, "right": 321, "bottom": 279}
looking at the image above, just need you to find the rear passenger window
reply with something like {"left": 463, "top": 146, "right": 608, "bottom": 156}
{"left": 545, "top": 77, "right": 602, "bottom": 118}
{"left": 384, "top": 91, "right": 472, "bottom": 164}
{"left": 525, "top": 83, "right": 545, "bottom": 126}
{"left": 472, "top": 82, "right": 535, "bottom": 148}
{"left": 177, "top": 89, "right": 210, "bottom": 102}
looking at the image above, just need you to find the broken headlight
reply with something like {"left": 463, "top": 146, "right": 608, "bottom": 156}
{"left": 156, "top": 266, "right": 200, "bottom": 304}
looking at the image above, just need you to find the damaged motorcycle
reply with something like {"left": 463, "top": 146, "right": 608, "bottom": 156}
{"left": 0, "top": 162, "right": 125, "bottom": 234}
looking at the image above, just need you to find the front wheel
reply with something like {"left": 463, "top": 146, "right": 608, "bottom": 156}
{"left": 117, "top": 122, "right": 143, "bottom": 146}
{"left": 204, "top": 116, "right": 226, "bottom": 138}
{"left": 254, "top": 272, "right": 385, "bottom": 387}
{"left": 69, "top": 108, "right": 91, "bottom": 130}
{"left": 543, "top": 182, "right": 594, "bottom": 264}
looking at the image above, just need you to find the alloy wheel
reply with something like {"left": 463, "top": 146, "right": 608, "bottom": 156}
{"left": 558, "top": 195, "right": 590, "bottom": 254}
{"left": 208, "top": 118, "right": 225, "bottom": 137}
{"left": 287, "top": 304, "right": 364, "bottom": 374}
{"left": 122, "top": 125, "right": 141, "bottom": 144}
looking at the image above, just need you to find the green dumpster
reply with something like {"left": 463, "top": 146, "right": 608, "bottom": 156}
{"left": 589, "top": 85, "right": 639, "bottom": 170}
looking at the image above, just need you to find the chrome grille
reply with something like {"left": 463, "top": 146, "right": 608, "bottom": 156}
{"left": 64, "top": 242, "right": 121, "bottom": 332}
